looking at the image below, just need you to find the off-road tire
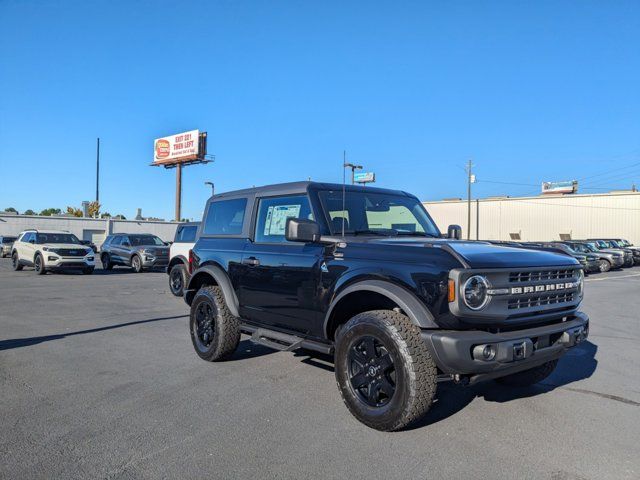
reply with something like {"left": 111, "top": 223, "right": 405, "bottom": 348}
{"left": 598, "top": 259, "right": 611, "bottom": 273}
{"left": 12, "top": 252, "right": 23, "bottom": 271}
{"left": 189, "top": 286, "right": 240, "bottom": 361}
{"left": 131, "top": 255, "right": 143, "bottom": 273}
{"left": 169, "top": 264, "right": 187, "bottom": 297}
{"left": 496, "top": 359, "right": 559, "bottom": 387}
{"left": 334, "top": 310, "right": 437, "bottom": 431}
{"left": 82, "top": 267, "right": 94, "bottom": 275}
{"left": 34, "top": 253, "right": 46, "bottom": 275}
{"left": 101, "top": 254, "right": 113, "bottom": 270}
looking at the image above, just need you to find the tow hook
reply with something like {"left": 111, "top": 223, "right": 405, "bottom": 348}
{"left": 451, "top": 374, "right": 470, "bottom": 386}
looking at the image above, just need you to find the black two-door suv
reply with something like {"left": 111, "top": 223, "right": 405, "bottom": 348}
{"left": 100, "top": 233, "right": 169, "bottom": 272}
{"left": 184, "top": 182, "right": 589, "bottom": 431}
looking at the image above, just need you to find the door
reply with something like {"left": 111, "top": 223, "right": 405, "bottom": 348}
{"left": 108, "top": 235, "right": 125, "bottom": 263}
{"left": 237, "top": 194, "right": 325, "bottom": 336}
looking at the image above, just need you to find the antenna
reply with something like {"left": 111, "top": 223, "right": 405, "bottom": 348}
{"left": 341, "top": 151, "right": 346, "bottom": 237}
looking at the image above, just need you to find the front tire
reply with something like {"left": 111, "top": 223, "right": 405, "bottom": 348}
{"left": 101, "top": 254, "right": 113, "bottom": 270}
{"left": 495, "top": 359, "right": 558, "bottom": 387}
{"left": 598, "top": 259, "right": 611, "bottom": 273}
{"left": 189, "top": 286, "right": 240, "bottom": 361}
{"left": 34, "top": 254, "right": 46, "bottom": 275}
{"left": 169, "top": 264, "right": 187, "bottom": 296}
{"left": 12, "top": 252, "right": 23, "bottom": 271}
{"left": 334, "top": 310, "right": 437, "bottom": 431}
{"left": 131, "top": 255, "right": 143, "bottom": 273}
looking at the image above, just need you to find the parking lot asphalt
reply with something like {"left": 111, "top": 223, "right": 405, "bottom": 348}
{"left": 0, "top": 260, "right": 639, "bottom": 480}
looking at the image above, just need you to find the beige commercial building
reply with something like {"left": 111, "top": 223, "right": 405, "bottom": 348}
{"left": 423, "top": 190, "right": 640, "bottom": 244}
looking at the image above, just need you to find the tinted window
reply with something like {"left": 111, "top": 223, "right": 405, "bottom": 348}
{"left": 255, "top": 195, "right": 313, "bottom": 243}
{"left": 175, "top": 225, "right": 198, "bottom": 243}
{"left": 203, "top": 199, "right": 247, "bottom": 235}
{"left": 110, "top": 236, "right": 122, "bottom": 246}
{"left": 1, "top": 236, "right": 16, "bottom": 243}
{"left": 36, "top": 233, "right": 80, "bottom": 244}
{"left": 128, "top": 235, "right": 164, "bottom": 246}
{"left": 22, "top": 232, "right": 34, "bottom": 242}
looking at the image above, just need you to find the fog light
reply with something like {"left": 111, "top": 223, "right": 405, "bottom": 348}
{"left": 88, "top": 257, "right": 94, "bottom": 261}
{"left": 473, "top": 344, "right": 496, "bottom": 361}
{"left": 48, "top": 256, "right": 57, "bottom": 261}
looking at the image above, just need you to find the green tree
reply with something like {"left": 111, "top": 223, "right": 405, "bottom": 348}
{"left": 100, "top": 212, "right": 112, "bottom": 219}
{"left": 4, "top": 207, "right": 18, "bottom": 214}
{"left": 113, "top": 214, "right": 126, "bottom": 220}
{"left": 40, "top": 208, "right": 61, "bottom": 216}
{"left": 24, "top": 209, "right": 36, "bottom": 215}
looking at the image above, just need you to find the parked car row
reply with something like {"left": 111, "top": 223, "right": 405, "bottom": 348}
{"left": 6, "top": 229, "right": 180, "bottom": 275}
{"left": 486, "top": 238, "right": 640, "bottom": 274}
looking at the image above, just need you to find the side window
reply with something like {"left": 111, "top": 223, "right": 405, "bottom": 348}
{"left": 110, "top": 236, "right": 122, "bottom": 246}
{"left": 175, "top": 225, "right": 197, "bottom": 243}
{"left": 22, "top": 232, "right": 34, "bottom": 243}
{"left": 254, "top": 195, "right": 313, "bottom": 243}
{"left": 203, "top": 199, "right": 247, "bottom": 235}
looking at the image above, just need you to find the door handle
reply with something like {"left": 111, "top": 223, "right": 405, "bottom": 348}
{"left": 242, "top": 257, "right": 260, "bottom": 266}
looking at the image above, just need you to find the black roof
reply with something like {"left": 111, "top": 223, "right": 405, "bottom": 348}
{"left": 211, "top": 181, "right": 413, "bottom": 200}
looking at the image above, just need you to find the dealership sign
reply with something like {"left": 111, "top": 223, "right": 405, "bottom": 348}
{"left": 354, "top": 172, "right": 376, "bottom": 184}
{"left": 153, "top": 130, "right": 200, "bottom": 165}
{"left": 541, "top": 180, "right": 578, "bottom": 195}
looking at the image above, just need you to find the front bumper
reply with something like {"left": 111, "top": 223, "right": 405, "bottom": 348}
{"left": 422, "top": 312, "right": 589, "bottom": 384}
{"left": 1, "top": 246, "right": 12, "bottom": 256}
{"left": 44, "top": 255, "right": 95, "bottom": 270}
{"left": 141, "top": 255, "right": 169, "bottom": 269}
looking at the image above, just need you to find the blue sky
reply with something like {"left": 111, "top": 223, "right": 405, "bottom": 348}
{"left": 1, "top": 0, "right": 639, "bottom": 220}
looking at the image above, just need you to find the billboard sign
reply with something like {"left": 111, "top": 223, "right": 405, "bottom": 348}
{"left": 153, "top": 130, "right": 200, "bottom": 165}
{"left": 354, "top": 172, "right": 375, "bottom": 184}
{"left": 541, "top": 180, "right": 577, "bottom": 195}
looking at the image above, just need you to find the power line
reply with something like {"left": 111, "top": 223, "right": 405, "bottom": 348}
{"left": 577, "top": 160, "right": 640, "bottom": 182}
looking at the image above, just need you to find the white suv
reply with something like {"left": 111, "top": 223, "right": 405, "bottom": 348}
{"left": 167, "top": 222, "right": 199, "bottom": 296}
{"left": 11, "top": 230, "right": 96, "bottom": 275}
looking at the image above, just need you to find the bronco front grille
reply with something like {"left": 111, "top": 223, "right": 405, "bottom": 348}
{"left": 509, "top": 269, "right": 574, "bottom": 283}
{"left": 508, "top": 292, "right": 575, "bottom": 309}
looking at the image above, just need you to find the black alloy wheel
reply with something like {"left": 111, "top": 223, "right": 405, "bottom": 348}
{"left": 102, "top": 254, "right": 112, "bottom": 270}
{"left": 34, "top": 254, "right": 46, "bottom": 275}
{"left": 12, "top": 252, "right": 23, "bottom": 271}
{"left": 193, "top": 301, "right": 216, "bottom": 351}
{"left": 169, "top": 265, "right": 186, "bottom": 296}
{"left": 347, "top": 335, "right": 396, "bottom": 407}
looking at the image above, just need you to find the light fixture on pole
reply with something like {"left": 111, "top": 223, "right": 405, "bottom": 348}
{"left": 204, "top": 181, "right": 214, "bottom": 195}
{"left": 344, "top": 162, "right": 363, "bottom": 185}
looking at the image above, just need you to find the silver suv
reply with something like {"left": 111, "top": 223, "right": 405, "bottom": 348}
{"left": 1, "top": 235, "right": 17, "bottom": 258}
{"left": 100, "top": 233, "right": 169, "bottom": 272}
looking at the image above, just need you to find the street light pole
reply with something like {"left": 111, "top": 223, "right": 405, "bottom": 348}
{"left": 204, "top": 181, "right": 214, "bottom": 195}
{"left": 344, "top": 162, "right": 363, "bottom": 184}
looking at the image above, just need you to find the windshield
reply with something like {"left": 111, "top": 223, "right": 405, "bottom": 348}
{"left": 2, "top": 236, "right": 17, "bottom": 243}
{"left": 568, "top": 243, "right": 587, "bottom": 253}
{"left": 608, "top": 240, "right": 622, "bottom": 248}
{"left": 317, "top": 190, "right": 441, "bottom": 237}
{"left": 36, "top": 233, "right": 80, "bottom": 244}
{"left": 128, "top": 235, "right": 165, "bottom": 246}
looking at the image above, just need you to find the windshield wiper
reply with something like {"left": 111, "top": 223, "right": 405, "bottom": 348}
{"left": 351, "top": 229, "right": 398, "bottom": 236}
{"left": 396, "top": 231, "right": 439, "bottom": 237}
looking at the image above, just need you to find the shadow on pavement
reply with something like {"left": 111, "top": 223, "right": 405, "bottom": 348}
{"left": 0, "top": 314, "right": 188, "bottom": 351}
{"left": 409, "top": 341, "right": 598, "bottom": 430}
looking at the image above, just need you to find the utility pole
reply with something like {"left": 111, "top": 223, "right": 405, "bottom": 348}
{"left": 465, "top": 159, "right": 475, "bottom": 240}
{"left": 96, "top": 138, "right": 100, "bottom": 204}
{"left": 175, "top": 163, "right": 182, "bottom": 221}
{"left": 204, "top": 181, "right": 214, "bottom": 196}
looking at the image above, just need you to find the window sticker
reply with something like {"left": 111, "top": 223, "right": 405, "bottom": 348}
{"left": 263, "top": 204, "right": 301, "bottom": 236}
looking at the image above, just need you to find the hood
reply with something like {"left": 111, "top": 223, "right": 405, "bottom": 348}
{"left": 349, "top": 236, "right": 579, "bottom": 269}
{"left": 135, "top": 245, "right": 169, "bottom": 252}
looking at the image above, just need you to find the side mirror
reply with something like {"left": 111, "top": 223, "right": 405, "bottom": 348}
{"left": 285, "top": 218, "right": 320, "bottom": 243}
{"left": 447, "top": 224, "right": 462, "bottom": 240}
{"left": 29, "top": 239, "right": 35, "bottom": 244}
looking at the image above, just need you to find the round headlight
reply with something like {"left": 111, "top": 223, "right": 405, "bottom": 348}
{"left": 462, "top": 275, "right": 490, "bottom": 310}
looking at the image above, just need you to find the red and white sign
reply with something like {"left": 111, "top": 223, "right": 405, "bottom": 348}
{"left": 153, "top": 130, "right": 200, "bottom": 165}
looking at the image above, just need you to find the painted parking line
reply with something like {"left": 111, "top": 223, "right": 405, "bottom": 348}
{"left": 586, "top": 273, "right": 640, "bottom": 282}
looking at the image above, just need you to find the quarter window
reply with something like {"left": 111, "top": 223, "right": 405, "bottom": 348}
{"left": 176, "top": 225, "right": 197, "bottom": 243}
{"left": 254, "top": 195, "right": 313, "bottom": 243}
{"left": 203, "top": 199, "right": 247, "bottom": 235}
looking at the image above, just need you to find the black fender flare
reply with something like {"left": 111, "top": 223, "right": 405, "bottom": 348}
{"left": 184, "top": 264, "right": 240, "bottom": 317}
{"left": 167, "top": 255, "right": 188, "bottom": 274}
{"left": 323, "top": 279, "right": 438, "bottom": 337}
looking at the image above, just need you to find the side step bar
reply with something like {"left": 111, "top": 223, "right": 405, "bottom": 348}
{"left": 241, "top": 325, "right": 334, "bottom": 355}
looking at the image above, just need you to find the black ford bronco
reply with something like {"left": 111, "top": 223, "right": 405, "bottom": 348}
{"left": 184, "top": 182, "right": 589, "bottom": 431}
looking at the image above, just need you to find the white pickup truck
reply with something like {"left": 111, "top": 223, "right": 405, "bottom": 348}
{"left": 167, "top": 222, "right": 200, "bottom": 296}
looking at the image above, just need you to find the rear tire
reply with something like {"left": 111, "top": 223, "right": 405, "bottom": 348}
{"left": 131, "top": 255, "right": 143, "bottom": 273}
{"left": 495, "top": 359, "right": 558, "bottom": 387}
{"left": 169, "top": 264, "right": 187, "bottom": 296}
{"left": 34, "top": 254, "right": 46, "bottom": 275}
{"left": 101, "top": 254, "right": 113, "bottom": 270}
{"left": 189, "top": 286, "right": 240, "bottom": 361}
{"left": 334, "top": 310, "right": 437, "bottom": 431}
{"left": 11, "top": 252, "right": 23, "bottom": 271}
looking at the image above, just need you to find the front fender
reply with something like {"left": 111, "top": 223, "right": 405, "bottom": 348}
{"left": 323, "top": 279, "right": 438, "bottom": 337}
{"left": 184, "top": 264, "right": 240, "bottom": 317}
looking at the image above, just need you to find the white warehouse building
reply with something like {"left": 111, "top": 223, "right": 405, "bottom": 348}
{"left": 423, "top": 190, "right": 640, "bottom": 244}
